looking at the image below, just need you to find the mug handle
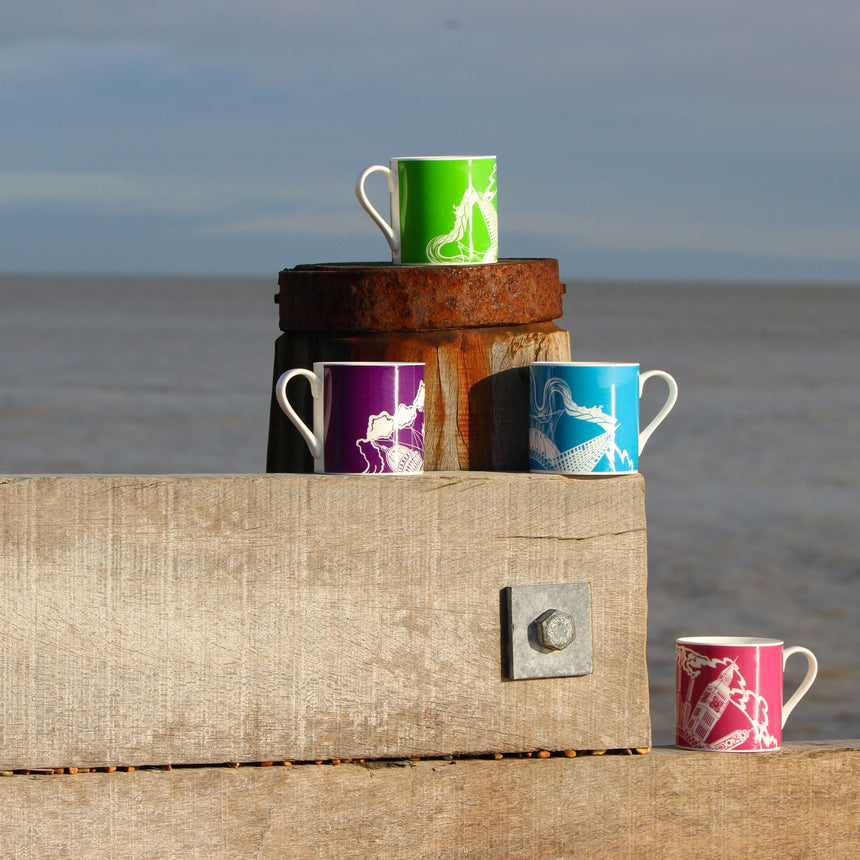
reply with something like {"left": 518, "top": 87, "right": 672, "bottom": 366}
{"left": 782, "top": 645, "right": 818, "bottom": 728}
{"left": 275, "top": 368, "right": 323, "bottom": 460}
{"left": 638, "top": 370, "right": 679, "bottom": 454}
{"left": 355, "top": 165, "right": 399, "bottom": 253}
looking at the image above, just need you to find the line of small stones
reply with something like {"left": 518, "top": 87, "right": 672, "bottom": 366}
{"left": 1, "top": 747, "right": 651, "bottom": 777}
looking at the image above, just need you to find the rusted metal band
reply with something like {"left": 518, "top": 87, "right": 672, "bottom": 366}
{"left": 275, "top": 258, "right": 565, "bottom": 332}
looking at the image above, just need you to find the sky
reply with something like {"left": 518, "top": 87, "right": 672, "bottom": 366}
{"left": 1, "top": 0, "right": 858, "bottom": 280}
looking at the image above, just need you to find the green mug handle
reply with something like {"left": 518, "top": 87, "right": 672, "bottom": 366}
{"left": 355, "top": 165, "right": 399, "bottom": 254}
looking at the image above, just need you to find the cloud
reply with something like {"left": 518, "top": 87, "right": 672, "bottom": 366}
{"left": 2, "top": 167, "right": 855, "bottom": 263}
{"left": 1, "top": 1, "right": 857, "bottom": 276}
{"left": 0, "top": 2, "right": 443, "bottom": 56}
{"left": 5, "top": 3, "right": 857, "bottom": 103}
{"left": 3, "top": 3, "right": 858, "bottom": 135}
{"left": 0, "top": 170, "right": 343, "bottom": 218}
{"left": 195, "top": 212, "right": 366, "bottom": 237}
{"left": 506, "top": 211, "right": 860, "bottom": 261}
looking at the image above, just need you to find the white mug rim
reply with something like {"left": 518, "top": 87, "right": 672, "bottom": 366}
{"left": 391, "top": 155, "right": 496, "bottom": 161}
{"left": 677, "top": 636, "right": 784, "bottom": 647}
{"left": 311, "top": 361, "right": 425, "bottom": 368}
{"left": 530, "top": 361, "right": 640, "bottom": 368}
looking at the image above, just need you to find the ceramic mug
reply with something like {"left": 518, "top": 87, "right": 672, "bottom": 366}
{"left": 355, "top": 156, "right": 498, "bottom": 265}
{"left": 275, "top": 362, "right": 425, "bottom": 475}
{"left": 675, "top": 636, "right": 818, "bottom": 752}
{"left": 528, "top": 362, "right": 678, "bottom": 475}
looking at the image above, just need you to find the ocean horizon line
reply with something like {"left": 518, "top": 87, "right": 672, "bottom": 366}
{"left": 1, "top": 271, "right": 859, "bottom": 289}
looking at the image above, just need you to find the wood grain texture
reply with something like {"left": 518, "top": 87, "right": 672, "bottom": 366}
{"left": 266, "top": 323, "right": 571, "bottom": 472}
{"left": 0, "top": 473, "right": 648, "bottom": 770}
{"left": 3, "top": 743, "right": 858, "bottom": 859}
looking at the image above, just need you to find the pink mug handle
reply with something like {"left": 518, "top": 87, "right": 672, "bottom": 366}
{"left": 782, "top": 645, "right": 818, "bottom": 728}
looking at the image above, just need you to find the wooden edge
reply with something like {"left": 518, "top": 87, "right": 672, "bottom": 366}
{"left": 4, "top": 742, "right": 858, "bottom": 858}
{"left": 2, "top": 741, "right": 854, "bottom": 775}
{"left": 0, "top": 470, "right": 641, "bottom": 483}
{"left": 0, "top": 747, "right": 650, "bottom": 776}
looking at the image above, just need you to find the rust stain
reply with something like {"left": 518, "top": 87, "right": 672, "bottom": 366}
{"left": 276, "top": 258, "right": 564, "bottom": 332}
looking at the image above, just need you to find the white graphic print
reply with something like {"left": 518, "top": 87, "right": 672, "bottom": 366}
{"left": 425, "top": 165, "right": 498, "bottom": 264}
{"left": 676, "top": 646, "right": 778, "bottom": 750}
{"left": 529, "top": 376, "right": 634, "bottom": 473}
{"left": 357, "top": 381, "right": 425, "bottom": 473}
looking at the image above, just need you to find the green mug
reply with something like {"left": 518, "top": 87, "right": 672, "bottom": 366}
{"left": 355, "top": 156, "right": 498, "bottom": 265}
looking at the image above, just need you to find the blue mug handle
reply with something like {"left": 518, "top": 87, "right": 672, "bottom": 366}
{"left": 638, "top": 370, "right": 679, "bottom": 454}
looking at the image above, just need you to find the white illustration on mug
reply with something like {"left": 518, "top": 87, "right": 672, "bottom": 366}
{"left": 357, "top": 381, "right": 425, "bottom": 473}
{"left": 425, "top": 165, "right": 498, "bottom": 264}
{"left": 676, "top": 646, "right": 778, "bottom": 750}
{"left": 529, "top": 377, "right": 634, "bottom": 473}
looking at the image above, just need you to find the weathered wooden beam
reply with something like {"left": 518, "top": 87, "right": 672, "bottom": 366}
{"left": 0, "top": 473, "right": 649, "bottom": 769}
{"left": 2, "top": 743, "right": 857, "bottom": 858}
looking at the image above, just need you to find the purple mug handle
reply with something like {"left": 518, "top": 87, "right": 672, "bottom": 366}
{"left": 275, "top": 368, "right": 322, "bottom": 460}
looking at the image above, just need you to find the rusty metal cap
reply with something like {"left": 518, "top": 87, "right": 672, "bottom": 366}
{"left": 275, "top": 258, "right": 565, "bottom": 332}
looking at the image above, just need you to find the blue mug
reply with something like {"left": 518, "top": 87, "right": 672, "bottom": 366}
{"left": 529, "top": 362, "right": 678, "bottom": 475}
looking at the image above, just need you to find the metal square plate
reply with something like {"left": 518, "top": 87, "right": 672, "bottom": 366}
{"left": 502, "top": 583, "right": 593, "bottom": 680}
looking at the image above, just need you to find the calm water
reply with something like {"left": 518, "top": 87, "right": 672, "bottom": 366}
{"left": 1, "top": 274, "right": 857, "bottom": 744}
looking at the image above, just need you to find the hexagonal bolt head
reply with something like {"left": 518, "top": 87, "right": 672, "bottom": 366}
{"left": 535, "top": 608, "right": 576, "bottom": 651}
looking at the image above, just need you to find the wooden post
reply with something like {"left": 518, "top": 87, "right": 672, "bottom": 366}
{"left": 266, "top": 259, "right": 570, "bottom": 472}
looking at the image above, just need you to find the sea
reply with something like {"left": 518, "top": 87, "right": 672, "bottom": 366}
{"left": 1, "top": 273, "right": 857, "bottom": 745}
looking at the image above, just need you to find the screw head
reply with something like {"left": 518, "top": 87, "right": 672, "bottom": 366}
{"left": 535, "top": 609, "right": 576, "bottom": 651}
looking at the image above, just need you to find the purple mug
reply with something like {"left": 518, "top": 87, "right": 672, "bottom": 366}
{"left": 275, "top": 362, "right": 425, "bottom": 475}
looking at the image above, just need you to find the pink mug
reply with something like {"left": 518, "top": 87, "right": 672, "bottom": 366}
{"left": 675, "top": 636, "right": 818, "bottom": 752}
